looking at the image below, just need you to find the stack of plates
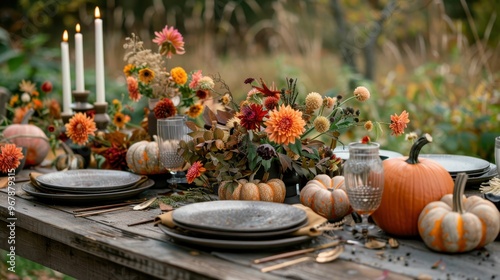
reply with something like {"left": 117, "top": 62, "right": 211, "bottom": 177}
{"left": 21, "top": 169, "right": 154, "bottom": 203}
{"left": 158, "top": 201, "right": 312, "bottom": 250}
{"left": 419, "top": 154, "right": 498, "bottom": 187}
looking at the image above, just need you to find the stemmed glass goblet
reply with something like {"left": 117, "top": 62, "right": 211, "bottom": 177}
{"left": 343, "top": 142, "right": 384, "bottom": 235}
{"left": 157, "top": 116, "right": 191, "bottom": 190}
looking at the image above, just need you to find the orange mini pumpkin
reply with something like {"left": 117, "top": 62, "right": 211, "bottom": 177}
{"left": 218, "top": 178, "right": 286, "bottom": 203}
{"left": 371, "top": 134, "right": 454, "bottom": 236}
{"left": 300, "top": 174, "right": 352, "bottom": 221}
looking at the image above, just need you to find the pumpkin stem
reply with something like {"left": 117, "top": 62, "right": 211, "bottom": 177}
{"left": 452, "top": 173, "right": 468, "bottom": 213}
{"left": 21, "top": 108, "right": 35, "bottom": 124}
{"left": 59, "top": 140, "right": 75, "bottom": 156}
{"left": 405, "top": 133, "right": 432, "bottom": 164}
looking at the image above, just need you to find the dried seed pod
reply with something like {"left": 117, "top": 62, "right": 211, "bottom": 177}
{"left": 388, "top": 238, "right": 400, "bottom": 248}
{"left": 316, "top": 246, "right": 344, "bottom": 263}
{"left": 364, "top": 238, "right": 387, "bottom": 249}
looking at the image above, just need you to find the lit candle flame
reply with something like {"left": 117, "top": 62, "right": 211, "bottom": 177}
{"left": 62, "top": 30, "right": 68, "bottom": 42}
{"left": 76, "top": 23, "right": 81, "bottom": 33}
{"left": 95, "top": 7, "right": 100, "bottom": 19}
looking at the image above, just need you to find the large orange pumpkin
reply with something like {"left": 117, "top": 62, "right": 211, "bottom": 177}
{"left": 371, "top": 134, "right": 454, "bottom": 236}
{"left": 300, "top": 174, "right": 352, "bottom": 221}
{"left": 2, "top": 109, "right": 50, "bottom": 167}
{"left": 418, "top": 173, "right": 500, "bottom": 252}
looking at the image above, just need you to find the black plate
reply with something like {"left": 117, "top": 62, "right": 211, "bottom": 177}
{"left": 172, "top": 201, "right": 307, "bottom": 233}
{"left": 158, "top": 224, "right": 312, "bottom": 250}
{"left": 463, "top": 164, "right": 498, "bottom": 188}
{"left": 21, "top": 179, "right": 154, "bottom": 204}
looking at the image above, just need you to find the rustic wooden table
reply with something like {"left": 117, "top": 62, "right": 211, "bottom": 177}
{"left": 1, "top": 172, "right": 499, "bottom": 280}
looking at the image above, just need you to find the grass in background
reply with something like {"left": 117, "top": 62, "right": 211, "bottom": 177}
{"left": 1, "top": 249, "right": 75, "bottom": 280}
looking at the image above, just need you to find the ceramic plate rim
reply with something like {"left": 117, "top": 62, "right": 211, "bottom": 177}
{"left": 158, "top": 224, "right": 312, "bottom": 250}
{"left": 172, "top": 201, "right": 308, "bottom": 233}
{"left": 419, "top": 154, "right": 491, "bottom": 174}
{"left": 21, "top": 179, "right": 154, "bottom": 203}
{"left": 172, "top": 218, "right": 309, "bottom": 239}
{"left": 35, "top": 169, "right": 142, "bottom": 191}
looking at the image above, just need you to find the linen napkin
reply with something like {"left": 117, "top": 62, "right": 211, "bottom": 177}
{"left": 155, "top": 203, "right": 327, "bottom": 237}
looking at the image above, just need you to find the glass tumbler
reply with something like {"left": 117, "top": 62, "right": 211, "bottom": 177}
{"left": 157, "top": 116, "right": 191, "bottom": 186}
{"left": 343, "top": 142, "right": 384, "bottom": 231}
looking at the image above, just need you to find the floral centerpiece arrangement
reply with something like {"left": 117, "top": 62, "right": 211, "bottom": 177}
{"left": 122, "top": 25, "right": 214, "bottom": 121}
{"left": 181, "top": 77, "right": 410, "bottom": 191}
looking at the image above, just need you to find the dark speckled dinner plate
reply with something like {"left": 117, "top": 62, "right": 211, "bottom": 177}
{"left": 35, "top": 169, "right": 142, "bottom": 192}
{"left": 158, "top": 224, "right": 312, "bottom": 250}
{"left": 21, "top": 179, "right": 154, "bottom": 204}
{"left": 419, "top": 154, "right": 491, "bottom": 175}
{"left": 172, "top": 201, "right": 307, "bottom": 233}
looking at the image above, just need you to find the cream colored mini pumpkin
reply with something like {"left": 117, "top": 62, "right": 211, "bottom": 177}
{"left": 126, "top": 138, "right": 167, "bottom": 175}
{"left": 418, "top": 174, "right": 500, "bottom": 253}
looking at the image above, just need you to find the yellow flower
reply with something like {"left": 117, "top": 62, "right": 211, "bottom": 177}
{"left": 186, "top": 104, "right": 204, "bottom": 118}
{"left": 123, "top": 64, "right": 134, "bottom": 77}
{"left": 138, "top": 68, "right": 155, "bottom": 84}
{"left": 305, "top": 92, "right": 323, "bottom": 111}
{"left": 265, "top": 104, "right": 306, "bottom": 145}
{"left": 9, "top": 95, "right": 19, "bottom": 107}
{"left": 112, "top": 99, "right": 122, "bottom": 111}
{"left": 113, "top": 112, "right": 130, "bottom": 129}
{"left": 65, "top": 113, "right": 97, "bottom": 145}
{"left": 170, "top": 67, "right": 188, "bottom": 85}
{"left": 313, "top": 116, "right": 330, "bottom": 133}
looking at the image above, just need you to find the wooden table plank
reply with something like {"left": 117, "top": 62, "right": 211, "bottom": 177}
{"left": 0, "top": 191, "right": 284, "bottom": 280}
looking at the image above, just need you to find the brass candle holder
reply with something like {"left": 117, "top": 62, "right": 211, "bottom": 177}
{"left": 71, "top": 90, "right": 94, "bottom": 114}
{"left": 93, "top": 102, "right": 110, "bottom": 132}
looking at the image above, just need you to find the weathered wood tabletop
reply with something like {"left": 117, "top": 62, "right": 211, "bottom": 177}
{"left": 1, "top": 172, "right": 499, "bottom": 280}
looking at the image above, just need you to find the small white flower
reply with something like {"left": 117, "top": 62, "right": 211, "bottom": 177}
{"left": 198, "top": 76, "right": 215, "bottom": 90}
{"left": 21, "top": 92, "right": 31, "bottom": 103}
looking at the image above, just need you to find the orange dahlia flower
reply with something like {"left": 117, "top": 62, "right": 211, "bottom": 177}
{"left": 265, "top": 104, "right": 306, "bottom": 145}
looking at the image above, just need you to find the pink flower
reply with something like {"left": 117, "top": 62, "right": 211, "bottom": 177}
{"left": 189, "top": 70, "right": 203, "bottom": 89}
{"left": 152, "top": 25, "right": 185, "bottom": 58}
